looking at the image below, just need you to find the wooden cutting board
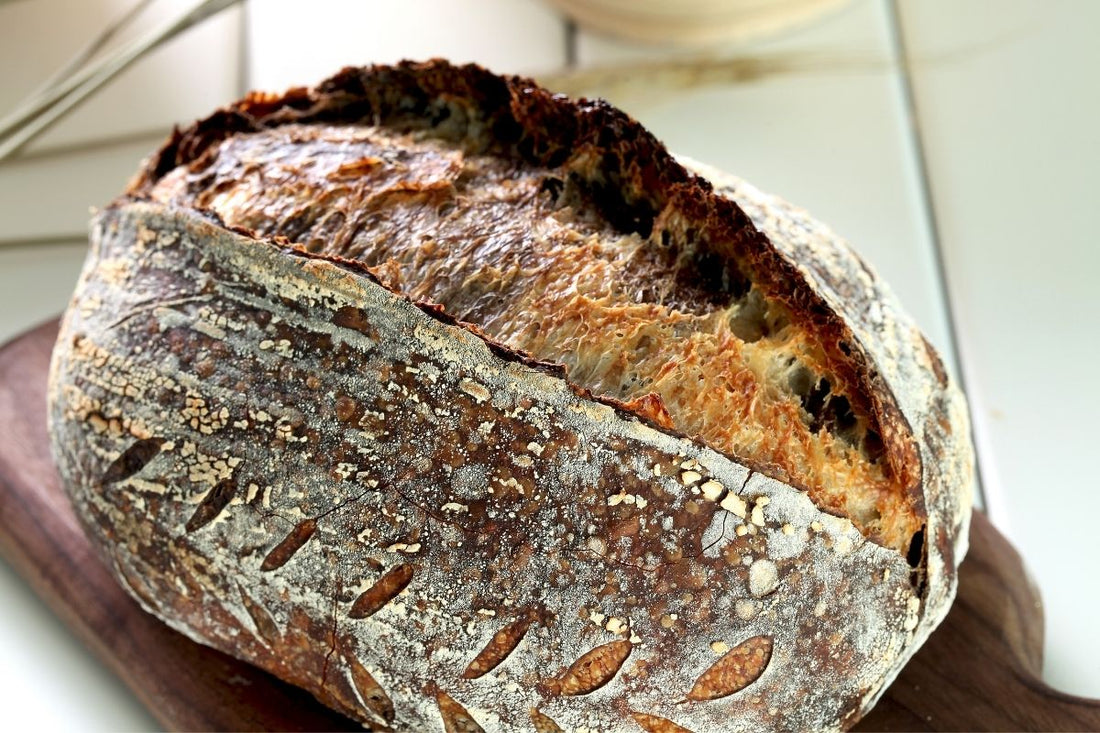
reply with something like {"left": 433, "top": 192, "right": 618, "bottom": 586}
{"left": 1, "top": 320, "right": 1097, "bottom": 732}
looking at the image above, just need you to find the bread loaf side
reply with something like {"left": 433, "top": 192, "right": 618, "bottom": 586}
{"left": 48, "top": 61, "right": 973, "bottom": 731}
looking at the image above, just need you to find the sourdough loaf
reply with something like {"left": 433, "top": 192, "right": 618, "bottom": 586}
{"left": 48, "top": 60, "right": 974, "bottom": 731}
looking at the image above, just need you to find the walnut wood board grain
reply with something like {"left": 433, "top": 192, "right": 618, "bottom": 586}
{"left": 0, "top": 320, "right": 1097, "bottom": 732}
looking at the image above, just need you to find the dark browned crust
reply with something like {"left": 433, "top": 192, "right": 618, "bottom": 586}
{"left": 129, "top": 59, "right": 922, "bottom": 538}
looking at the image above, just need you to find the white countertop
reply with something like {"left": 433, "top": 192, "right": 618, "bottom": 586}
{"left": 1, "top": 0, "right": 1097, "bottom": 728}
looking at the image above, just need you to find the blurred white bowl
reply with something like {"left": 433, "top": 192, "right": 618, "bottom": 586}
{"left": 546, "top": 0, "right": 851, "bottom": 46}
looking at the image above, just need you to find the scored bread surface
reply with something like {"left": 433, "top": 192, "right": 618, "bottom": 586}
{"left": 47, "top": 61, "right": 973, "bottom": 731}
{"left": 148, "top": 122, "right": 910, "bottom": 552}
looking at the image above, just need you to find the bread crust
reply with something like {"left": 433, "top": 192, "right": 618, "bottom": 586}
{"left": 48, "top": 61, "right": 973, "bottom": 731}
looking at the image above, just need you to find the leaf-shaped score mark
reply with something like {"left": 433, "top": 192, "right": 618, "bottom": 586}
{"left": 101, "top": 437, "right": 164, "bottom": 484}
{"left": 686, "top": 635, "right": 773, "bottom": 701}
{"left": 260, "top": 518, "right": 317, "bottom": 571}
{"left": 436, "top": 690, "right": 484, "bottom": 733}
{"left": 462, "top": 611, "right": 536, "bottom": 679}
{"left": 529, "top": 708, "right": 563, "bottom": 733}
{"left": 349, "top": 563, "right": 415, "bottom": 619}
{"left": 555, "top": 640, "right": 633, "bottom": 696}
{"left": 185, "top": 478, "right": 237, "bottom": 532}
{"left": 346, "top": 654, "right": 395, "bottom": 725}
{"left": 237, "top": 586, "right": 280, "bottom": 644}
{"left": 632, "top": 712, "right": 694, "bottom": 732}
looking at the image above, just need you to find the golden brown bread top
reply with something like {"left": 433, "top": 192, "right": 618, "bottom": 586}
{"left": 136, "top": 61, "right": 922, "bottom": 553}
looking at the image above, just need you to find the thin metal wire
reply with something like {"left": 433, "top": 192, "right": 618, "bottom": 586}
{"left": 14, "top": 0, "right": 157, "bottom": 116}
{"left": 884, "top": 0, "right": 989, "bottom": 513}
{"left": 0, "top": 0, "right": 240, "bottom": 162}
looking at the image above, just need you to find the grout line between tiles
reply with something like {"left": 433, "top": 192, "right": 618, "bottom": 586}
{"left": 884, "top": 0, "right": 994, "bottom": 516}
{"left": 0, "top": 236, "right": 87, "bottom": 253}
{"left": 0, "top": 129, "right": 166, "bottom": 169}
{"left": 565, "top": 19, "right": 577, "bottom": 68}
{"left": 238, "top": 1, "right": 251, "bottom": 97}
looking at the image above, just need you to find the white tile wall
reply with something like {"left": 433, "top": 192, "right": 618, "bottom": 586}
{"left": 898, "top": 0, "right": 1100, "bottom": 697}
{"left": 0, "top": 242, "right": 87, "bottom": 344}
{"left": 0, "top": 136, "right": 162, "bottom": 243}
{"left": 0, "top": 0, "right": 242, "bottom": 155}
{"left": 0, "top": 0, "right": 243, "bottom": 244}
{"left": 245, "top": 0, "right": 567, "bottom": 92}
